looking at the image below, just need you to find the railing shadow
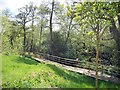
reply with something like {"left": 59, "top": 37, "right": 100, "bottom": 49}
{"left": 15, "top": 56, "right": 38, "bottom": 65}
{"left": 47, "top": 64, "right": 95, "bottom": 87}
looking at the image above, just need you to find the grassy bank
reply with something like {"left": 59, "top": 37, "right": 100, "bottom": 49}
{"left": 1, "top": 54, "right": 120, "bottom": 88}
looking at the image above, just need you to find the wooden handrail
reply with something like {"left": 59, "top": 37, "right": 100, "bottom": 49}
{"left": 37, "top": 52, "right": 120, "bottom": 68}
{"left": 38, "top": 53, "right": 78, "bottom": 62}
{"left": 31, "top": 52, "right": 120, "bottom": 77}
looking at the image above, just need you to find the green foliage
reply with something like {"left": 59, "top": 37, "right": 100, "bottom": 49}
{"left": 1, "top": 1, "right": 120, "bottom": 79}
{"left": 48, "top": 31, "right": 68, "bottom": 56}
{"left": 88, "top": 31, "right": 94, "bottom": 36}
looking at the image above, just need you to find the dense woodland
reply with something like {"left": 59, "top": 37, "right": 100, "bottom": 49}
{"left": 1, "top": 0, "right": 120, "bottom": 88}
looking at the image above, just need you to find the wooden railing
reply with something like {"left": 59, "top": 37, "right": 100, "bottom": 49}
{"left": 36, "top": 52, "right": 83, "bottom": 67}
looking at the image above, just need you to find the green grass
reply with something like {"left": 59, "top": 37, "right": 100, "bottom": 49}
{"left": 1, "top": 54, "right": 120, "bottom": 88}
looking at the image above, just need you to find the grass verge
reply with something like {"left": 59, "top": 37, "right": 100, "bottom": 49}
{"left": 1, "top": 54, "right": 120, "bottom": 88}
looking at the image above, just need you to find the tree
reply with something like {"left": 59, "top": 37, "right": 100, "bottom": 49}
{"left": 29, "top": 3, "right": 37, "bottom": 52}
{"left": 2, "top": 10, "right": 17, "bottom": 50}
{"left": 37, "top": 2, "right": 50, "bottom": 51}
{"left": 50, "top": 31, "right": 66, "bottom": 56}
{"left": 49, "top": 0, "right": 55, "bottom": 54}
{"left": 72, "top": 2, "right": 111, "bottom": 89}
{"left": 99, "top": 2, "right": 120, "bottom": 69}
{"left": 16, "top": 4, "right": 32, "bottom": 52}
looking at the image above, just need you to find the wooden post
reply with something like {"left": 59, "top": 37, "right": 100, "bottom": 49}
{"left": 95, "top": 29, "right": 100, "bottom": 90}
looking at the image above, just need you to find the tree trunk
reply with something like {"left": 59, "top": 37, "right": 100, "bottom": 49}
{"left": 95, "top": 24, "right": 100, "bottom": 90}
{"left": 64, "top": 18, "right": 73, "bottom": 45}
{"left": 39, "top": 24, "right": 43, "bottom": 51}
{"left": 49, "top": 0, "right": 54, "bottom": 54}
{"left": 30, "top": 9, "right": 35, "bottom": 52}
{"left": 23, "top": 23, "right": 26, "bottom": 52}
{"left": 10, "top": 36, "right": 14, "bottom": 47}
{"left": 30, "top": 7, "right": 35, "bottom": 52}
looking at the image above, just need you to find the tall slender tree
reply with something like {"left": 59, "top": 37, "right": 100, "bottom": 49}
{"left": 72, "top": 2, "right": 111, "bottom": 89}
{"left": 16, "top": 4, "right": 32, "bottom": 52}
{"left": 49, "top": 0, "right": 55, "bottom": 54}
{"left": 37, "top": 2, "right": 50, "bottom": 51}
{"left": 30, "top": 3, "right": 36, "bottom": 52}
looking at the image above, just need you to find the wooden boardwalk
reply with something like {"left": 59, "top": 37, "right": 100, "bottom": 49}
{"left": 33, "top": 56, "right": 120, "bottom": 84}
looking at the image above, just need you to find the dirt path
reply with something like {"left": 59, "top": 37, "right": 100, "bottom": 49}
{"left": 33, "top": 57, "right": 120, "bottom": 84}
